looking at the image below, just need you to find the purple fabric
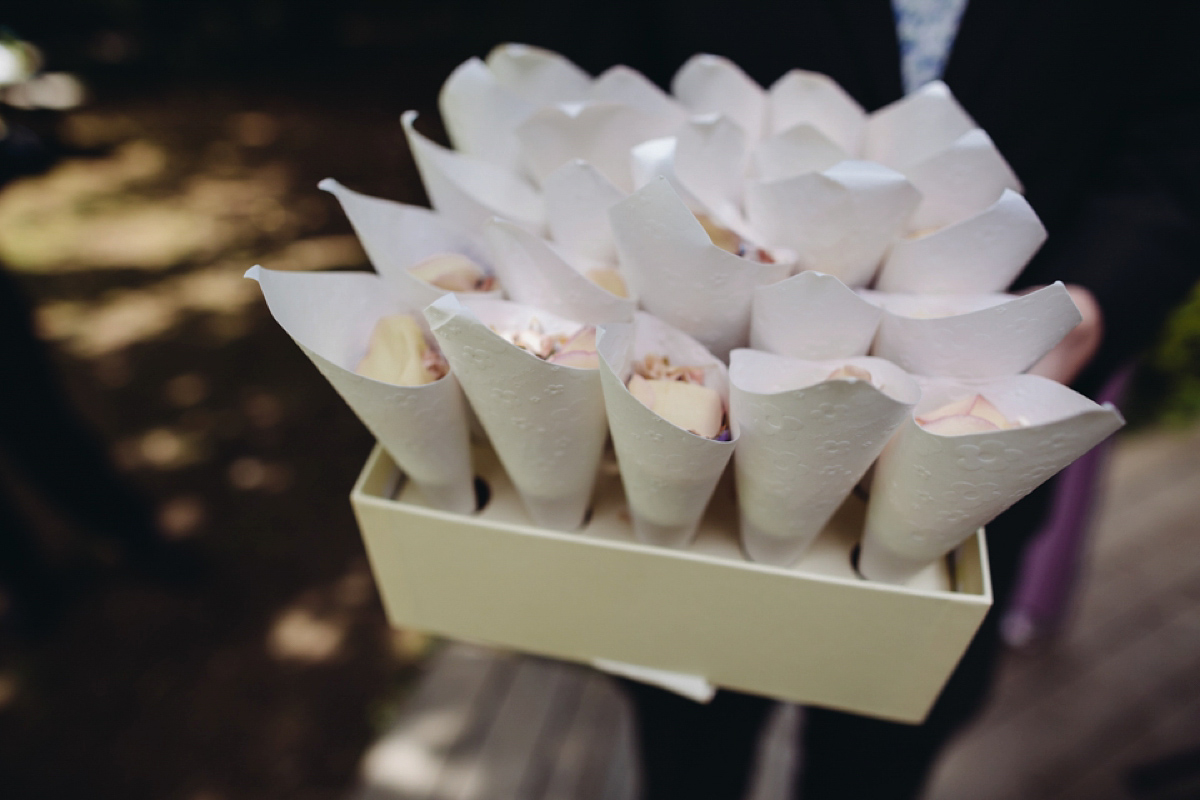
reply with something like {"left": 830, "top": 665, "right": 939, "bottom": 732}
{"left": 1004, "top": 365, "right": 1134, "bottom": 640}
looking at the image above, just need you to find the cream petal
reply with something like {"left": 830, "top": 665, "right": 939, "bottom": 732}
{"left": 438, "top": 57, "right": 537, "bottom": 175}
{"left": 542, "top": 159, "right": 627, "bottom": 264}
{"left": 609, "top": 178, "right": 789, "bottom": 360}
{"left": 402, "top": 110, "right": 544, "bottom": 234}
{"left": 863, "top": 80, "right": 978, "bottom": 169}
{"left": 751, "top": 271, "right": 883, "bottom": 359}
{"left": 318, "top": 178, "right": 491, "bottom": 306}
{"left": 767, "top": 69, "right": 867, "bottom": 153}
{"left": 901, "top": 128, "right": 1023, "bottom": 231}
{"left": 484, "top": 42, "right": 591, "bottom": 105}
{"left": 483, "top": 218, "right": 635, "bottom": 324}
{"left": 752, "top": 123, "right": 849, "bottom": 181}
{"left": 745, "top": 160, "right": 920, "bottom": 287}
{"left": 871, "top": 283, "right": 1083, "bottom": 378}
{"left": 672, "top": 53, "right": 767, "bottom": 143}
{"left": 877, "top": 189, "right": 1047, "bottom": 293}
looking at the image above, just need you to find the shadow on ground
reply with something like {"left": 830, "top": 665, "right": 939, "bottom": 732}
{"left": 0, "top": 78, "right": 441, "bottom": 800}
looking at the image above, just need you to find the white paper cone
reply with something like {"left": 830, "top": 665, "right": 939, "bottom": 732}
{"left": 516, "top": 101, "right": 669, "bottom": 192}
{"left": 767, "top": 69, "right": 867, "bottom": 153}
{"left": 752, "top": 124, "right": 849, "bottom": 182}
{"left": 318, "top": 178, "right": 493, "bottom": 307}
{"left": 745, "top": 161, "right": 920, "bottom": 287}
{"left": 247, "top": 266, "right": 475, "bottom": 513}
{"left": 402, "top": 111, "right": 544, "bottom": 234}
{"left": 871, "top": 282, "right": 1082, "bottom": 378}
{"left": 596, "top": 313, "right": 736, "bottom": 548}
{"left": 751, "top": 271, "right": 883, "bottom": 359}
{"left": 672, "top": 53, "right": 767, "bottom": 143}
{"left": 485, "top": 43, "right": 592, "bottom": 106}
{"left": 863, "top": 80, "right": 978, "bottom": 169}
{"left": 627, "top": 120, "right": 758, "bottom": 240}
{"left": 673, "top": 114, "right": 750, "bottom": 227}
{"left": 876, "top": 189, "right": 1047, "bottom": 294}
{"left": 609, "top": 178, "right": 790, "bottom": 360}
{"left": 438, "top": 57, "right": 535, "bottom": 175}
{"left": 902, "top": 128, "right": 1023, "bottom": 232}
{"left": 542, "top": 159, "right": 627, "bottom": 264}
{"left": 730, "top": 350, "right": 919, "bottom": 566}
{"left": 483, "top": 218, "right": 635, "bottom": 324}
{"left": 861, "top": 374, "right": 1124, "bottom": 584}
{"left": 590, "top": 65, "right": 688, "bottom": 133}
{"left": 424, "top": 295, "right": 608, "bottom": 530}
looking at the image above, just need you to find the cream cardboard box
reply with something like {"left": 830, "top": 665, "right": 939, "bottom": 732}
{"left": 351, "top": 442, "right": 992, "bottom": 724}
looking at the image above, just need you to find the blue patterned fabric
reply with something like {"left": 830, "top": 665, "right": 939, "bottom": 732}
{"left": 891, "top": 0, "right": 970, "bottom": 94}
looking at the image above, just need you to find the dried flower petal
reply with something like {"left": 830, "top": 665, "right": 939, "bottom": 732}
{"left": 917, "top": 393, "right": 1017, "bottom": 436}
{"left": 409, "top": 252, "right": 493, "bottom": 292}
{"left": 357, "top": 314, "right": 447, "bottom": 386}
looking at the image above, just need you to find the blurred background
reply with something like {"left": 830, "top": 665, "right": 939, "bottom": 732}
{"left": 0, "top": 3, "right": 1198, "bottom": 799}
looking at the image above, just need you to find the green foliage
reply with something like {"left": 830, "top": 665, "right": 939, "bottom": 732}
{"left": 1130, "top": 282, "right": 1200, "bottom": 427}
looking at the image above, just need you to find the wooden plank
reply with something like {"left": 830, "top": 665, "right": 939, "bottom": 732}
{"left": 747, "top": 704, "right": 801, "bottom": 800}
{"left": 430, "top": 653, "right": 523, "bottom": 800}
{"left": 454, "top": 658, "right": 572, "bottom": 800}
{"left": 541, "top": 672, "right": 632, "bottom": 800}
{"left": 355, "top": 645, "right": 509, "bottom": 800}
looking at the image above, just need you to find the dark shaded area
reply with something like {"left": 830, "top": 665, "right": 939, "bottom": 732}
{"left": 0, "top": 14, "right": 446, "bottom": 797}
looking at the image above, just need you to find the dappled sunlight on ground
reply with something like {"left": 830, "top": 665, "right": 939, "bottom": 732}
{"left": 0, "top": 81, "right": 429, "bottom": 799}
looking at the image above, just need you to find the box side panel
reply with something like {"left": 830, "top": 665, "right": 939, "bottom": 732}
{"left": 376, "top": 505, "right": 986, "bottom": 722}
{"left": 350, "top": 445, "right": 994, "bottom": 723}
{"left": 351, "top": 449, "right": 420, "bottom": 626}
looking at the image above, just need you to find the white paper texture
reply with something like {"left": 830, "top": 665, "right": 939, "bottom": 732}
{"left": 318, "top": 178, "right": 493, "bottom": 307}
{"left": 767, "top": 69, "right": 867, "bottom": 153}
{"left": 596, "top": 313, "right": 736, "bottom": 548}
{"left": 876, "top": 189, "right": 1047, "bottom": 294}
{"left": 672, "top": 53, "right": 767, "bottom": 143}
{"left": 424, "top": 295, "right": 608, "bottom": 530}
{"left": 861, "top": 374, "right": 1124, "bottom": 583}
{"left": 871, "top": 283, "right": 1082, "bottom": 378}
{"left": 485, "top": 43, "right": 592, "bottom": 105}
{"left": 591, "top": 658, "right": 715, "bottom": 703}
{"left": 483, "top": 218, "right": 635, "bottom": 324}
{"left": 902, "top": 128, "right": 1023, "bottom": 232}
{"left": 247, "top": 266, "right": 475, "bottom": 513}
{"left": 673, "top": 114, "right": 750, "bottom": 228}
{"left": 541, "top": 159, "right": 626, "bottom": 264}
{"left": 438, "top": 57, "right": 535, "bottom": 175}
{"left": 730, "top": 350, "right": 919, "bottom": 566}
{"left": 863, "top": 80, "right": 978, "bottom": 169}
{"left": 590, "top": 65, "right": 688, "bottom": 133}
{"left": 610, "top": 178, "right": 790, "bottom": 360}
{"left": 752, "top": 124, "right": 849, "bottom": 182}
{"left": 516, "top": 101, "right": 668, "bottom": 192}
{"left": 745, "top": 160, "right": 920, "bottom": 287}
{"left": 402, "top": 110, "right": 545, "bottom": 234}
{"left": 751, "top": 271, "right": 883, "bottom": 359}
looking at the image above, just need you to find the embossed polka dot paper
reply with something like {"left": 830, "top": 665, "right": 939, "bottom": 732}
{"left": 249, "top": 43, "right": 1124, "bottom": 583}
{"left": 247, "top": 266, "right": 476, "bottom": 514}
{"left": 596, "top": 313, "right": 735, "bottom": 548}
{"left": 861, "top": 375, "right": 1123, "bottom": 584}
{"left": 426, "top": 294, "right": 609, "bottom": 531}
